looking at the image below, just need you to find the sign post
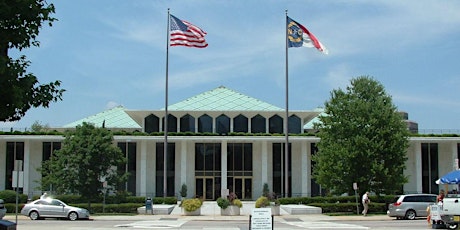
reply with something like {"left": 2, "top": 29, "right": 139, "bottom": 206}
{"left": 353, "top": 182, "right": 359, "bottom": 215}
{"left": 250, "top": 208, "right": 273, "bottom": 230}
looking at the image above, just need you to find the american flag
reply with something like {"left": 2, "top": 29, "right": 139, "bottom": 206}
{"left": 170, "top": 15, "right": 208, "bottom": 48}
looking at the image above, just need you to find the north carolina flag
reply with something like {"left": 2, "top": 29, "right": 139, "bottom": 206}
{"left": 170, "top": 14, "right": 208, "bottom": 48}
{"left": 287, "top": 17, "right": 328, "bottom": 54}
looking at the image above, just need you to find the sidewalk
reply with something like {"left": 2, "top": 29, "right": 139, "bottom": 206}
{"left": 3, "top": 201, "right": 392, "bottom": 222}
{"left": 131, "top": 201, "right": 392, "bottom": 222}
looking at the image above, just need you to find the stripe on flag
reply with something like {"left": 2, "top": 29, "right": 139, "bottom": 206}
{"left": 287, "top": 16, "right": 327, "bottom": 54}
{"left": 170, "top": 14, "right": 208, "bottom": 48}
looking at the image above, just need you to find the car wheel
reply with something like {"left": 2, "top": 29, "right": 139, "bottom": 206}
{"left": 448, "top": 223, "right": 458, "bottom": 229}
{"left": 404, "top": 210, "right": 416, "bottom": 220}
{"left": 29, "top": 211, "right": 39, "bottom": 220}
{"left": 68, "top": 212, "right": 78, "bottom": 221}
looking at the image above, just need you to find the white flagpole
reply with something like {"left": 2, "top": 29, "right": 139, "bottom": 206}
{"left": 284, "top": 10, "right": 290, "bottom": 198}
{"left": 164, "top": 8, "right": 170, "bottom": 201}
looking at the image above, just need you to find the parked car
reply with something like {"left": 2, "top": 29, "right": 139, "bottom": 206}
{"left": 20, "top": 198, "right": 90, "bottom": 221}
{"left": 0, "top": 199, "right": 6, "bottom": 220}
{"left": 387, "top": 194, "right": 437, "bottom": 220}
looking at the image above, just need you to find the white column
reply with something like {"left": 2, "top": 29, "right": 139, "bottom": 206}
{"left": 180, "top": 141, "right": 187, "bottom": 185}
{"left": 301, "top": 141, "right": 309, "bottom": 197}
{"left": 261, "top": 141, "right": 268, "bottom": 184}
{"left": 140, "top": 140, "right": 147, "bottom": 196}
{"left": 221, "top": 140, "right": 228, "bottom": 197}
{"left": 414, "top": 142, "right": 423, "bottom": 193}
{"left": 452, "top": 142, "right": 458, "bottom": 170}
{"left": 23, "top": 140, "right": 30, "bottom": 195}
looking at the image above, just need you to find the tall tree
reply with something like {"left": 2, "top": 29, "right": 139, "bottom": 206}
{"left": 312, "top": 76, "right": 409, "bottom": 196}
{"left": 0, "top": 0, "right": 64, "bottom": 122}
{"left": 40, "top": 122, "right": 128, "bottom": 205}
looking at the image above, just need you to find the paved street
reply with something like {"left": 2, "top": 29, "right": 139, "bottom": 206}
{"left": 1, "top": 202, "right": 430, "bottom": 229}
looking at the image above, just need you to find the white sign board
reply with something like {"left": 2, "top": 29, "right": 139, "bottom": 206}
{"left": 251, "top": 208, "right": 272, "bottom": 230}
{"left": 12, "top": 171, "right": 24, "bottom": 188}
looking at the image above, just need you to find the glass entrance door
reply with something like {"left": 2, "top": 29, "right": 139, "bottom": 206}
{"left": 196, "top": 177, "right": 216, "bottom": 200}
{"left": 229, "top": 177, "right": 252, "bottom": 200}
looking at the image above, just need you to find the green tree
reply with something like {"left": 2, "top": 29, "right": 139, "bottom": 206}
{"left": 0, "top": 0, "right": 64, "bottom": 122}
{"left": 40, "top": 122, "right": 128, "bottom": 206}
{"left": 30, "top": 120, "right": 49, "bottom": 132}
{"left": 312, "top": 76, "right": 409, "bottom": 196}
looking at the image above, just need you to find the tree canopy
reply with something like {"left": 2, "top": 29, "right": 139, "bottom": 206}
{"left": 0, "top": 0, "right": 64, "bottom": 122}
{"left": 312, "top": 76, "right": 409, "bottom": 196}
{"left": 40, "top": 122, "right": 128, "bottom": 203}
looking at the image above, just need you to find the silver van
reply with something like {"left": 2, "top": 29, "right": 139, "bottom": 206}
{"left": 387, "top": 194, "right": 437, "bottom": 220}
{"left": 0, "top": 199, "right": 6, "bottom": 220}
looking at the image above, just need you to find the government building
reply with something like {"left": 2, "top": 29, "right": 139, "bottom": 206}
{"left": 0, "top": 86, "right": 459, "bottom": 199}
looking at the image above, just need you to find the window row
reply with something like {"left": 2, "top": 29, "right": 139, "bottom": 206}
{"left": 144, "top": 114, "right": 302, "bottom": 134}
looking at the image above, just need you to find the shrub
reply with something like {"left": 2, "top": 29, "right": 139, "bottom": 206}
{"left": 233, "top": 199, "right": 243, "bottom": 208}
{"left": 217, "top": 192, "right": 243, "bottom": 209}
{"left": 255, "top": 196, "right": 270, "bottom": 208}
{"left": 0, "top": 190, "right": 28, "bottom": 203}
{"left": 181, "top": 198, "right": 202, "bottom": 212}
{"left": 217, "top": 197, "right": 230, "bottom": 209}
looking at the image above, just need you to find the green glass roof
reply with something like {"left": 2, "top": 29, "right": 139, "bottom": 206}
{"left": 166, "top": 86, "right": 283, "bottom": 111}
{"left": 63, "top": 106, "right": 141, "bottom": 129}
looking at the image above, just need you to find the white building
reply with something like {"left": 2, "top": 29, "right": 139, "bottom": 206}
{"left": 0, "top": 86, "right": 458, "bottom": 199}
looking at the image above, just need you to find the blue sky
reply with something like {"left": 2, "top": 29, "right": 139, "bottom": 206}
{"left": 2, "top": 0, "right": 460, "bottom": 132}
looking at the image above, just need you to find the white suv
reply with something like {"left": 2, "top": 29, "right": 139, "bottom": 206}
{"left": 387, "top": 194, "right": 437, "bottom": 220}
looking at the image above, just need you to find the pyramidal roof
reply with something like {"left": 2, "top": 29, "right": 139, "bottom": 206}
{"left": 63, "top": 106, "right": 141, "bottom": 129}
{"left": 166, "top": 86, "right": 283, "bottom": 111}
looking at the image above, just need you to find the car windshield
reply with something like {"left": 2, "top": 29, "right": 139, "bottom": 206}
{"left": 392, "top": 196, "right": 400, "bottom": 203}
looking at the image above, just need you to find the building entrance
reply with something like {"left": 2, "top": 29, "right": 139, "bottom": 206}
{"left": 228, "top": 177, "right": 252, "bottom": 200}
{"left": 196, "top": 177, "right": 221, "bottom": 200}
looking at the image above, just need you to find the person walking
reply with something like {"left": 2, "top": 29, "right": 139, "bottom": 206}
{"left": 362, "top": 192, "right": 370, "bottom": 216}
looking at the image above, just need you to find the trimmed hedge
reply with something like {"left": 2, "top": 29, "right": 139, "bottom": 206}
{"left": 278, "top": 195, "right": 396, "bottom": 205}
{"left": 308, "top": 202, "right": 387, "bottom": 213}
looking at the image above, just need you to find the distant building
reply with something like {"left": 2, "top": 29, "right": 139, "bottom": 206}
{"left": 0, "top": 86, "right": 457, "bottom": 198}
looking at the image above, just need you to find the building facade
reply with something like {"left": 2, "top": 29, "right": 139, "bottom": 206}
{"left": 1, "top": 86, "right": 459, "bottom": 199}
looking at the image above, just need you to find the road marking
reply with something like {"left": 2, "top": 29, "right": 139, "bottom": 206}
{"left": 285, "top": 221, "right": 369, "bottom": 229}
{"left": 115, "top": 220, "right": 188, "bottom": 229}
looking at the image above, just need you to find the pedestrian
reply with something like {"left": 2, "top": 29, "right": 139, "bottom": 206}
{"left": 40, "top": 192, "right": 47, "bottom": 200}
{"left": 437, "top": 190, "right": 445, "bottom": 204}
{"left": 362, "top": 192, "right": 370, "bottom": 216}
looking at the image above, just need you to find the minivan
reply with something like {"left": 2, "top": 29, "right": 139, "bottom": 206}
{"left": 387, "top": 194, "right": 437, "bottom": 220}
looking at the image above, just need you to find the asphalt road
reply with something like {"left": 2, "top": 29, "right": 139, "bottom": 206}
{"left": 1, "top": 215, "right": 431, "bottom": 230}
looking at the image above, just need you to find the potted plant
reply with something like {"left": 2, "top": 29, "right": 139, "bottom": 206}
{"left": 217, "top": 192, "right": 243, "bottom": 216}
{"left": 179, "top": 184, "right": 187, "bottom": 200}
{"left": 255, "top": 192, "right": 280, "bottom": 216}
{"left": 181, "top": 198, "right": 202, "bottom": 216}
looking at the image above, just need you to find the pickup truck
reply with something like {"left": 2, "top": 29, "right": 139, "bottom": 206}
{"left": 432, "top": 195, "right": 460, "bottom": 229}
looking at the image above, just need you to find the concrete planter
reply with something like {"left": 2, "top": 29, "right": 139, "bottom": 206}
{"left": 220, "top": 205, "right": 240, "bottom": 216}
{"left": 270, "top": 206, "right": 280, "bottom": 216}
{"left": 183, "top": 208, "right": 201, "bottom": 216}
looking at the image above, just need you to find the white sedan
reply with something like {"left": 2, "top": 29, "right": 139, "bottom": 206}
{"left": 20, "top": 198, "right": 90, "bottom": 221}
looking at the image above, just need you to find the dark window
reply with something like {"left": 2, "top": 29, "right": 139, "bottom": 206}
{"left": 162, "top": 114, "right": 177, "bottom": 132}
{"left": 216, "top": 114, "right": 230, "bottom": 135}
{"left": 5, "top": 142, "right": 25, "bottom": 191}
{"left": 42, "top": 142, "right": 61, "bottom": 162}
{"left": 228, "top": 144, "right": 253, "bottom": 172}
{"left": 117, "top": 142, "right": 137, "bottom": 195}
{"left": 156, "top": 143, "right": 175, "bottom": 197}
{"left": 145, "top": 114, "right": 159, "bottom": 133}
{"left": 269, "top": 115, "right": 283, "bottom": 134}
{"left": 198, "top": 114, "right": 213, "bottom": 133}
{"left": 251, "top": 115, "right": 266, "bottom": 133}
{"left": 180, "top": 114, "right": 195, "bottom": 132}
{"left": 233, "top": 115, "right": 248, "bottom": 133}
{"left": 288, "top": 115, "right": 301, "bottom": 134}
{"left": 272, "top": 143, "right": 291, "bottom": 197}
{"left": 422, "top": 143, "right": 438, "bottom": 194}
